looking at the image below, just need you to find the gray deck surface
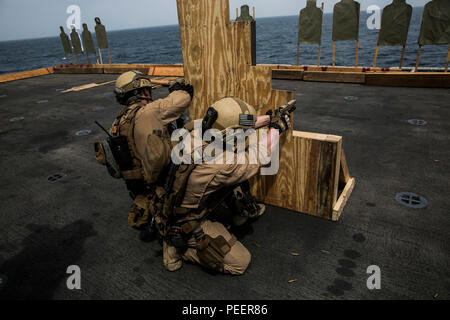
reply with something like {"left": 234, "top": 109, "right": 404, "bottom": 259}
{"left": 0, "top": 74, "right": 449, "bottom": 300}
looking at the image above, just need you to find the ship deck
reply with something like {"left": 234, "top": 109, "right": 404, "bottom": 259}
{"left": 0, "top": 73, "right": 449, "bottom": 300}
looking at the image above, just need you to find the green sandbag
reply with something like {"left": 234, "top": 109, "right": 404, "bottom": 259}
{"left": 419, "top": 0, "right": 450, "bottom": 45}
{"left": 70, "top": 28, "right": 83, "bottom": 54}
{"left": 82, "top": 24, "right": 96, "bottom": 54}
{"left": 298, "top": 0, "right": 323, "bottom": 45}
{"left": 59, "top": 26, "right": 72, "bottom": 54}
{"left": 378, "top": 0, "right": 412, "bottom": 46}
{"left": 332, "top": 0, "right": 361, "bottom": 41}
{"left": 95, "top": 17, "right": 109, "bottom": 49}
{"left": 236, "top": 5, "right": 254, "bottom": 22}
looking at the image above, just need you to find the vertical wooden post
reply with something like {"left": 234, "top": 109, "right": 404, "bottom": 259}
{"left": 86, "top": 53, "right": 91, "bottom": 65}
{"left": 236, "top": 8, "right": 238, "bottom": 19}
{"left": 332, "top": 41, "right": 336, "bottom": 67}
{"left": 445, "top": 44, "right": 450, "bottom": 72}
{"left": 355, "top": 11, "right": 360, "bottom": 68}
{"left": 373, "top": 45, "right": 379, "bottom": 69}
{"left": 373, "top": 27, "right": 381, "bottom": 70}
{"left": 317, "top": 44, "right": 321, "bottom": 66}
{"left": 71, "top": 53, "right": 76, "bottom": 65}
{"left": 318, "top": 2, "right": 323, "bottom": 67}
{"left": 107, "top": 48, "right": 112, "bottom": 64}
{"left": 75, "top": 54, "right": 79, "bottom": 65}
{"left": 98, "top": 48, "right": 104, "bottom": 64}
{"left": 297, "top": 43, "right": 300, "bottom": 66}
{"left": 253, "top": 7, "right": 255, "bottom": 19}
{"left": 415, "top": 45, "right": 422, "bottom": 72}
{"left": 399, "top": 45, "right": 406, "bottom": 69}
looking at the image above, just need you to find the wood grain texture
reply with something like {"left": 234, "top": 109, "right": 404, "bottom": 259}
{"left": 0, "top": 67, "right": 54, "bottom": 83}
{"left": 333, "top": 178, "right": 355, "bottom": 221}
{"left": 272, "top": 69, "right": 304, "bottom": 80}
{"left": 253, "top": 131, "right": 342, "bottom": 219}
{"left": 303, "top": 71, "right": 366, "bottom": 84}
{"left": 339, "top": 149, "right": 350, "bottom": 187}
{"left": 52, "top": 64, "right": 185, "bottom": 76}
{"left": 177, "top": 0, "right": 353, "bottom": 220}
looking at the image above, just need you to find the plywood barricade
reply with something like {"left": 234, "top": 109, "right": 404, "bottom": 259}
{"left": 177, "top": 0, "right": 354, "bottom": 220}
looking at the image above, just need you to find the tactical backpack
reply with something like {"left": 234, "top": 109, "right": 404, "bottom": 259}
{"left": 94, "top": 102, "right": 196, "bottom": 233}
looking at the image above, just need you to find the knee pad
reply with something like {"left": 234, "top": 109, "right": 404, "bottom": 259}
{"left": 196, "top": 234, "right": 237, "bottom": 273}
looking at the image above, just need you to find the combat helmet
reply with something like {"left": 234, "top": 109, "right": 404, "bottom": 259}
{"left": 114, "top": 70, "right": 153, "bottom": 106}
{"left": 209, "top": 97, "right": 257, "bottom": 131}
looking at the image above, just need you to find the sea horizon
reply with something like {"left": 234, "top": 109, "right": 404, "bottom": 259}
{"left": 1, "top": 6, "right": 448, "bottom": 75}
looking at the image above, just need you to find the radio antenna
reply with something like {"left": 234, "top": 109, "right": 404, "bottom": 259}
{"left": 95, "top": 121, "right": 112, "bottom": 138}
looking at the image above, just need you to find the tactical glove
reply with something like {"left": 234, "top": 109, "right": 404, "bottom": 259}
{"left": 266, "top": 111, "right": 291, "bottom": 134}
{"left": 169, "top": 82, "right": 194, "bottom": 99}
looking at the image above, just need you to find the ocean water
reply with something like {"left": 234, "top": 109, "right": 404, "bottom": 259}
{"left": 0, "top": 7, "right": 448, "bottom": 75}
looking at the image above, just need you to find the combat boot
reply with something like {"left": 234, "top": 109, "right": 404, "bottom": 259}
{"left": 163, "top": 240, "right": 183, "bottom": 272}
{"left": 232, "top": 203, "right": 266, "bottom": 227}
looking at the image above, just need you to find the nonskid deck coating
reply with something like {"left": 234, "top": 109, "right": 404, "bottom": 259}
{"left": 0, "top": 74, "right": 449, "bottom": 300}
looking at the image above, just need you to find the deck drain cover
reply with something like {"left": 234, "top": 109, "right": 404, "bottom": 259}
{"left": 0, "top": 274, "right": 7, "bottom": 290}
{"left": 395, "top": 192, "right": 428, "bottom": 209}
{"left": 344, "top": 96, "right": 358, "bottom": 101}
{"left": 92, "top": 106, "right": 105, "bottom": 112}
{"left": 37, "top": 100, "right": 48, "bottom": 104}
{"left": 75, "top": 130, "right": 92, "bottom": 136}
{"left": 408, "top": 119, "right": 427, "bottom": 126}
{"left": 9, "top": 116, "right": 24, "bottom": 122}
{"left": 47, "top": 173, "right": 67, "bottom": 182}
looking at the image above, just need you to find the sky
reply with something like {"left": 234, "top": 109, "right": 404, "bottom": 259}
{"left": 0, "top": 0, "right": 429, "bottom": 41}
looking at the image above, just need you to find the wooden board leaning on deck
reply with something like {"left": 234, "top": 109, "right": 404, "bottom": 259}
{"left": 0, "top": 67, "right": 54, "bottom": 83}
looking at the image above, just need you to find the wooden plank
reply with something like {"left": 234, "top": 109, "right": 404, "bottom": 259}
{"left": 303, "top": 71, "right": 366, "bottom": 84}
{"left": 177, "top": 0, "right": 208, "bottom": 120}
{"left": 332, "top": 178, "right": 355, "bottom": 221}
{"left": 272, "top": 69, "right": 304, "bottom": 80}
{"left": 262, "top": 64, "right": 396, "bottom": 73}
{"left": 61, "top": 80, "right": 115, "bottom": 93}
{"left": 102, "top": 64, "right": 151, "bottom": 74}
{"left": 399, "top": 45, "right": 406, "bottom": 69}
{"left": 365, "top": 72, "right": 450, "bottom": 88}
{"left": 293, "top": 131, "right": 341, "bottom": 142}
{"left": 332, "top": 139, "right": 343, "bottom": 209}
{"left": 0, "top": 67, "right": 54, "bottom": 83}
{"left": 148, "top": 65, "right": 184, "bottom": 77}
{"left": 373, "top": 45, "right": 379, "bottom": 69}
{"left": 415, "top": 45, "right": 422, "bottom": 72}
{"left": 339, "top": 149, "right": 350, "bottom": 187}
{"left": 285, "top": 132, "right": 341, "bottom": 218}
{"left": 251, "top": 129, "right": 342, "bottom": 219}
{"left": 445, "top": 44, "right": 450, "bottom": 72}
{"left": 53, "top": 65, "right": 104, "bottom": 74}
{"left": 53, "top": 64, "right": 184, "bottom": 77}
{"left": 332, "top": 41, "right": 336, "bottom": 67}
